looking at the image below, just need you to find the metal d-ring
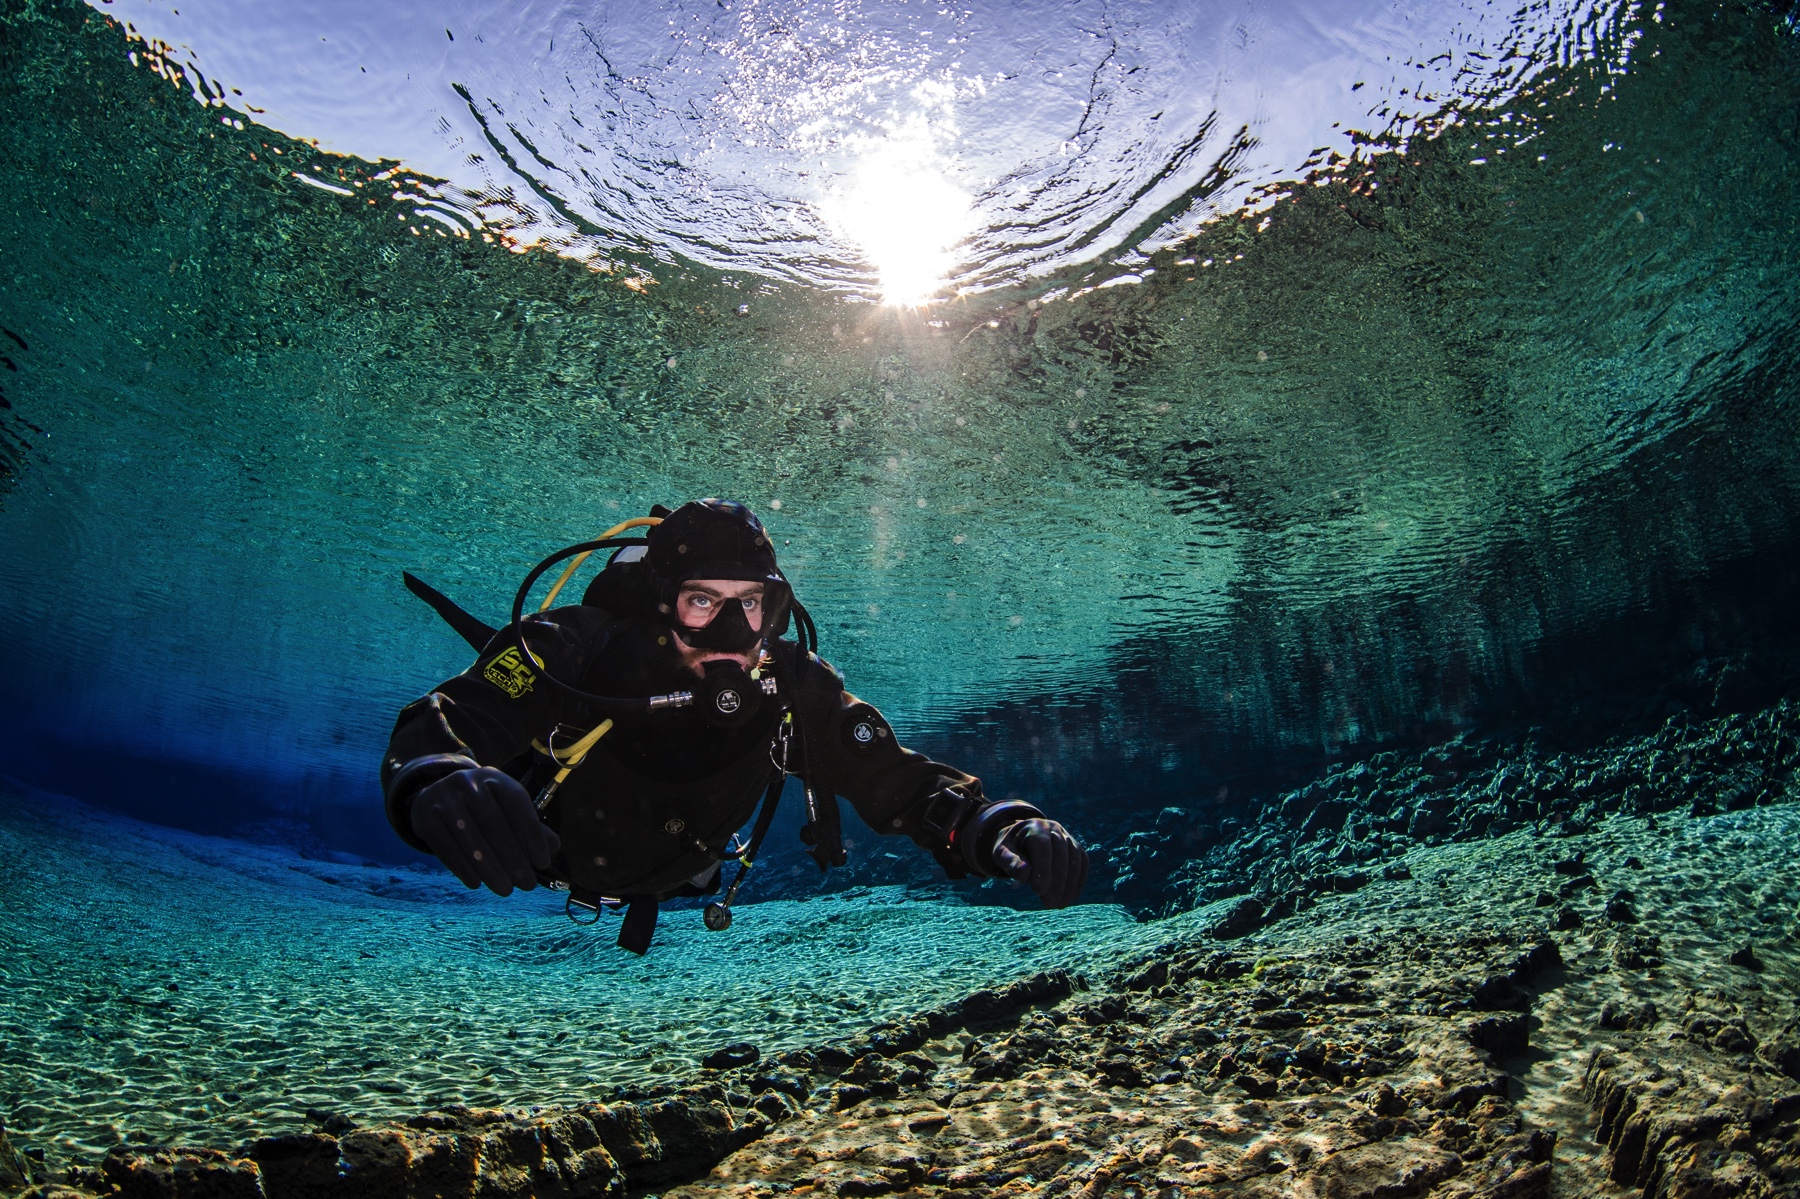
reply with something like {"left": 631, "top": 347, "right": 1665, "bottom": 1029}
{"left": 565, "top": 894, "right": 622, "bottom": 926}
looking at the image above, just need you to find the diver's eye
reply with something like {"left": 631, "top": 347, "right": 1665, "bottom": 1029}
{"left": 691, "top": 595, "right": 712, "bottom": 609}
{"left": 742, "top": 598, "right": 759, "bottom": 612}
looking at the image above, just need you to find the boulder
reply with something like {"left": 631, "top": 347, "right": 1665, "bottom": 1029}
{"left": 1760, "top": 1021, "right": 1800, "bottom": 1080}
{"left": 1209, "top": 897, "right": 1264, "bottom": 940}
{"left": 700, "top": 1042, "right": 759, "bottom": 1070}
{"left": 0, "top": 1125, "right": 31, "bottom": 1194}
{"left": 1299, "top": 799, "right": 1352, "bottom": 837}
{"left": 1469, "top": 1013, "right": 1530, "bottom": 1058}
{"left": 99, "top": 1147, "right": 261, "bottom": 1199}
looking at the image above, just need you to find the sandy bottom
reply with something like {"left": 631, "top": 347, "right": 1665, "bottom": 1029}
{"left": 5, "top": 782, "right": 1798, "bottom": 1198}
{"left": 0, "top": 782, "right": 1216, "bottom": 1167}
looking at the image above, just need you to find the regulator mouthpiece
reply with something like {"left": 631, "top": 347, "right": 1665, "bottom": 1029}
{"left": 695, "top": 660, "right": 763, "bottom": 728}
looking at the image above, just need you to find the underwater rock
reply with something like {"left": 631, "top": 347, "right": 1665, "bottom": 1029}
{"left": 1089, "top": 700, "right": 1800, "bottom": 921}
{"left": 0, "top": 1125, "right": 35, "bottom": 1194}
{"left": 1764, "top": 1023, "right": 1800, "bottom": 1082}
{"left": 299, "top": 1115, "right": 353, "bottom": 1139}
{"left": 1208, "top": 896, "right": 1264, "bottom": 940}
{"left": 1585, "top": 1044, "right": 1800, "bottom": 1196}
{"left": 97, "top": 1147, "right": 260, "bottom": 1199}
{"left": 626, "top": 1097, "right": 765, "bottom": 1187}
{"left": 64, "top": 1097, "right": 771, "bottom": 1199}
{"left": 699, "top": 1043, "right": 759, "bottom": 1070}
{"left": 1598, "top": 1000, "right": 1659, "bottom": 1032}
{"left": 1728, "top": 942, "right": 1765, "bottom": 972}
{"left": 950, "top": 971, "right": 1072, "bottom": 1025}
{"left": 242, "top": 1136, "right": 338, "bottom": 1199}
{"left": 1468, "top": 1013, "right": 1530, "bottom": 1059}
{"left": 1613, "top": 931, "right": 1665, "bottom": 972}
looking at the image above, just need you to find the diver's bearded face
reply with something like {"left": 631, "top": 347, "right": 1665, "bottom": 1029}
{"left": 669, "top": 580, "right": 767, "bottom": 676}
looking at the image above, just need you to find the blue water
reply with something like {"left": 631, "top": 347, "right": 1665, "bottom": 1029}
{"left": 0, "top": 0, "right": 1798, "bottom": 1179}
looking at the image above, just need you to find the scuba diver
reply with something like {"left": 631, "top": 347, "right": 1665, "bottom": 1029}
{"left": 381, "top": 499, "right": 1088, "bottom": 954}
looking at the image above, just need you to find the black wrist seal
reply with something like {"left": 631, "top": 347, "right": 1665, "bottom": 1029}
{"left": 385, "top": 753, "right": 479, "bottom": 850}
{"left": 917, "top": 787, "right": 1046, "bottom": 878}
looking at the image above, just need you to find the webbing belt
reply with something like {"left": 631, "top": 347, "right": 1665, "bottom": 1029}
{"left": 614, "top": 767, "right": 788, "bottom": 955}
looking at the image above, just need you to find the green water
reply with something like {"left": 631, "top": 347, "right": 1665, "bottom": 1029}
{"left": 1, "top": 0, "right": 1799, "bottom": 1178}
{"left": 1, "top": 0, "right": 1796, "bottom": 802}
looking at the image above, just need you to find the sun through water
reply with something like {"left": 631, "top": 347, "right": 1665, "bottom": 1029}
{"left": 827, "top": 131, "right": 974, "bottom": 307}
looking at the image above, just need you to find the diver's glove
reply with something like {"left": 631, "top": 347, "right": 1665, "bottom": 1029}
{"left": 992, "top": 819, "right": 1088, "bottom": 909}
{"left": 410, "top": 767, "right": 561, "bottom": 897}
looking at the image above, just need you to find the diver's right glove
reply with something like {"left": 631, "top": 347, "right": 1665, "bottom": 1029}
{"left": 993, "top": 818, "right": 1089, "bottom": 909}
{"left": 409, "top": 767, "right": 561, "bottom": 897}
{"left": 916, "top": 788, "right": 1087, "bottom": 907}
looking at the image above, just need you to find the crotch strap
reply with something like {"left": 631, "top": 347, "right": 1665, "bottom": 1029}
{"left": 617, "top": 898, "right": 659, "bottom": 955}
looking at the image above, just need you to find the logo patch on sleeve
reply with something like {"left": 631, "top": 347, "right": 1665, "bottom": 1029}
{"left": 482, "top": 646, "right": 537, "bottom": 698}
{"left": 843, "top": 703, "right": 891, "bottom": 755}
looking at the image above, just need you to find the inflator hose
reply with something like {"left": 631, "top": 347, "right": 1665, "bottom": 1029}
{"left": 507, "top": 536, "right": 670, "bottom": 714}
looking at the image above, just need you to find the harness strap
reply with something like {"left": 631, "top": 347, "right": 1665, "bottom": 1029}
{"left": 617, "top": 899, "right": 658, "bottom": 955}
{"left": 741, "top": 769, "right": 786, "bottom": 864}
{"left": 803, "top": 785, "right": 847, "bottom": 872}
{"left": 714, "top": 769, "right": 787, "bottom": 914}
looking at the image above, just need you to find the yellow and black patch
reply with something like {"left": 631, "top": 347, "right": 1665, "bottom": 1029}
{"left": 482, "top": 646, "right": 537, "bottom": 698}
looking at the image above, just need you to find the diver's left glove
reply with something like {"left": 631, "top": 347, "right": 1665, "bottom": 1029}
{"left": 992, "top": 819, "right": 1088, "bottom": 909}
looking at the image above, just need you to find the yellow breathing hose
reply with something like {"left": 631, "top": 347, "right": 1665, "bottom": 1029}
{"left": 520, "top": 513, "right": 659, "bottom": 809}
{"left": 534, "top": 717, "right": 615, "bottom": 812}
{"left": 537, "top": 515, "right": 663, "bottom": 612}
{"left": 550, "top": 718, "right": 614, "bottom": 782}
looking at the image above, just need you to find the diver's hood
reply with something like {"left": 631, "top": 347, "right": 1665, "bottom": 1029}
{"left": 585, "top": 500, "right": 793, "bottom": 647}
{"left": 646, "top": 499, "right": 784, "bottom": 593}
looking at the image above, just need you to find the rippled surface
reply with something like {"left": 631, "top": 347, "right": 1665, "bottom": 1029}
{"left": 98, "top": 0, "right": 1644, "bottom": 298}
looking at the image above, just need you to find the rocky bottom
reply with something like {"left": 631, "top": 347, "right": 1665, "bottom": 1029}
{"left": 8, "top": 800, "right": 1797, "bottom": 1199}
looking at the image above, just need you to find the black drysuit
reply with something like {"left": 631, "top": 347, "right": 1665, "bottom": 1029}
{"left": 380, "top": 607, "right": 987, "bottom": 905}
